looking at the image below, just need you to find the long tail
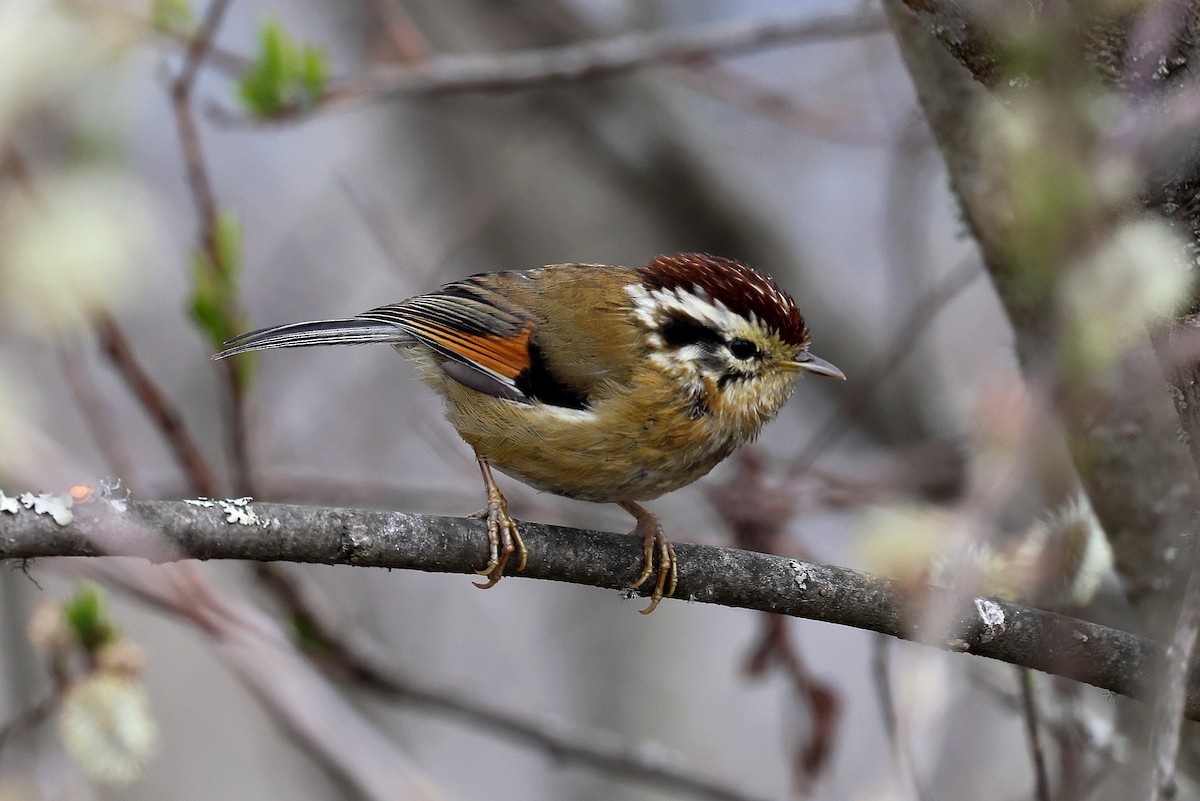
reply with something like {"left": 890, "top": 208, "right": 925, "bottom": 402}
{"left": 212, "top": 318, "right": 413, "bottom": 359}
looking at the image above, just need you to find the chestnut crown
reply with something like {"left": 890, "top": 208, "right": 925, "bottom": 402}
{"left": 636, "top": 253, "right": 809, "bottom": 348}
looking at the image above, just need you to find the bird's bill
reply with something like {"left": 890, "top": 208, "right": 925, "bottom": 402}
{"left": 791, "top": 352, "right": 845, "bottom": 380}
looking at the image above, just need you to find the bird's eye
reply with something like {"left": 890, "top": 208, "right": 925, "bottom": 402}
{"left": 728, "top": 338, "right": 759, "bottom": 360}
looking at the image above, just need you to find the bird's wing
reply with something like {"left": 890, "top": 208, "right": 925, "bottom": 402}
{"left": 361, "top": 274, "right": 590, "bottom": 408}
{"left": 215, "top": 271, "right": 600, "bottom": 409}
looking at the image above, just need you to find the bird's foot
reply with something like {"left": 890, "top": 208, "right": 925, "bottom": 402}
{"left": 472, "top": 459, "right": 526, "bottom": 589}
{"left": 619, "top": 501, "right": 677, "bottom": 614}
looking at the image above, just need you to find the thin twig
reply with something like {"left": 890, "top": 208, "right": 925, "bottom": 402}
{"left": 170, "top": 0, "right": 230, "bottom": 243}
{"left": 351, "top": 643, "right": 777, "bottom": 801}
{"left": 871, "top": 635, "right": 933, "bottom": 801}
{"left": 871, "top": 635, "right": 899, "bottom": 750}
{"left": 57, "top": 338, "right": 139, "bottom": 488}
{"left": 359, "top": 0, "right": 431, "bottom": 63}
{"left": 209, "top": 11, "right": 889, "bottom": 123}
{"left": 789, "top": 257, "right": 981, "bottom": 475}
{"left": 743, "top": 614, "right": 840, "bottom": 792}
{"left": 355, "top": 11, "right": 889, "bottom": 98}
{"left": 167, "top": 0, "right": 253, "bottom": 495}
{"left": 678, "top": 64, "right": 890, "bottom": 147}
{"left": 217, "top": 365, "right": 254, "bottom": 495}
{"left": 1018, "top": 667, "right": 1052, "bottom": 801}
{"left": 71, "top": 0, "right": 249, "bottom": 75}
{"left": 711, "top": 452, "right": 839, "bottom": 791}
{"left": 968, "top": 664, "right": 1111, "bottom": 801}
{"left": 0, "top": 692, "right": 59, "bottom": 765}
{"left": 93, "top": 314, "right": 218, "bottom": 497}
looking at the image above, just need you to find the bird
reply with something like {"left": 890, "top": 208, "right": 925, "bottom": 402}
{"left": 214, "top": 253, "right": 844, "bottom": 613}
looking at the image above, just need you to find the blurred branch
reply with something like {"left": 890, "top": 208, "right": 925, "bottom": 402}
{"left": 893, "top": 0, "right": 1186, "bottom": 91}
{"left": 73, "top": 0, "right": 250, "bottom": 75}
{"left": 0, "top": 692, "right": 59, "bottom": 766}
{"left": 871, "top": 636, "right": 932, "bottom": 801}
{"left": 790, "top": 257, "right": 980, "bottom": 475}
{"left": 710, "top": 451, "right": 839, "bottom": 792}
{"left": 57, "top": 339, "right": 138, "bottom": 488}
{"left": 893, "top": 0, "right": 1006, "bottom": 88}
{"left": 253, "top": 564, "right": 773, "bottom": 801}
{"left": 886, "top": 7, "right": 1200, "bottom": 791}
{"left": 210, "top": 10, "right": 889, "bottom": 122}
{"left": 1148, "top": 567, "right": 1200, "bottom": 799}
{"left": 885, "top": 0, "right": 1200, "bottom": 630}
{"left": 677, "top": 64, "right": 890, "bottom": 147}
{"left": 170, "top": 0, "right": 229, "bottom": 233}
{"left": 93, "top": 314, "right": 219, "bottom": 497}
{"left": 1018, "top": 668, "right": 1052, "bottom": 801}
{"left": 71, "top": 560, "right": 443, "bottom": 801}
{"left": 167, "top": 0, "right": 252, "bottom": 495}
{"left": 742, "top": 614, "right": 839, "bottom": 792}
{"left": 345, "top": 627, "right": 774, "bottom": 801}
{"left": 2, "top": 495, "right": 1197, "bottom": 719}
{"left": 359, "top": 0, "right": 431, "bottom": 62}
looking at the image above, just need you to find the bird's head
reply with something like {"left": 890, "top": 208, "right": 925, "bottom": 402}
{"left": 627, "top": 253, "right": 843, "bottom": 431}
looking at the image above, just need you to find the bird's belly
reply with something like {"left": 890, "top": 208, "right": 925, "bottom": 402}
{"left": 444, "top": 390, "right": 748, "bottom": 504}
{"left": 491, "top": 433, "right": 739, "bottom": 503}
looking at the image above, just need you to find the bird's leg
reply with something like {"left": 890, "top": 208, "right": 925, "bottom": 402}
{"left": 617, "top": 501, "right": 678, "bottom": 614}
{"left": 471, "top": 457, "right": 526, "bottom": 589}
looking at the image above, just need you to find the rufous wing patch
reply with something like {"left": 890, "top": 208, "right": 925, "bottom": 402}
{"left": 405, "top": 320, "right": 532, "bottom": 380}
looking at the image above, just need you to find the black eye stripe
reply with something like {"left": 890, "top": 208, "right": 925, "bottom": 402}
{"left": 659, "top": 318, "right": 764, "bottom": 366}
{"left": 660, "top": 315, "right": 723, "bottom": 348}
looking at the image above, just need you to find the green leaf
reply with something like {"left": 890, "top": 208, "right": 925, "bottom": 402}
{"left": 299, "top": 46, "right": 330, "bottom": 100}
{"left": 63, "top": 582, "right": 119, "bottom": 653}
{"left": 212, "top": 212, "right": 241, "bottom": 283}
{"left": 238, "top": 18, "right": 330, "bottom": 117}
{"left": 187, "top": 210, "right": 256, "bottom": 389}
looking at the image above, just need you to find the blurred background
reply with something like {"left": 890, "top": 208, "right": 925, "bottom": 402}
{"left": 0, "top": 0, "right": 1159, "bottom": 799}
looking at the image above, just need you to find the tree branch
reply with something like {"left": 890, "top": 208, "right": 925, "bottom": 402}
{"left": 1, "top": 494, "right": 1192, "bottom": 718}
{"left": 210, "top": 10, "right": 889, "bottom": 123}
{"left": 884, "top": 0, "right": 1200, "bottom": 630}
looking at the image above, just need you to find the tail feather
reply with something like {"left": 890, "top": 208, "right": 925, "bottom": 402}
{"left": 212, "top": 318, "right": 412, "bottom": 359}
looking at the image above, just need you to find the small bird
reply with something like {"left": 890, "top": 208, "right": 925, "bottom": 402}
{"left": 214, "top": 253, "right": 843, "bottom": 613}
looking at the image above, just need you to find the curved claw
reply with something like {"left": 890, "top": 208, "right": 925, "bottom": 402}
{"left": 629, "top": 525, "right": 657, "bottom": 591}
{"left": 637, "top": 531, "right": 677, "bottom": 615}
{"left": 472, "top": 574, "right": 503, "bottom": 590}
{"left": 471, "top": 505, "right": 520, "bottom": 589}
{"left": 472, "top": 458, "right": 526, "bottom": 589}
{"left": 619, "top": 501, "right": 678, "bottom": 614}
